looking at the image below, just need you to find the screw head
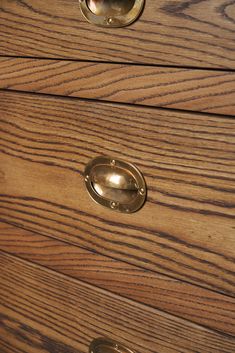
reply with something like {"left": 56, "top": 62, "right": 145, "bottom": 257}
{"left": 139, "top": 187, "right": 145, "bottom": 195}
{"left": 85, "top": 175, "right": 89, "bottom": 182}
{"left": 110, "top": 201, "right": 118, "bottom": 209}
{"left": 110, "top": 159, "right": 116, "bottom": 166}
{"left": 105, "top": 17, "right": 114, "bottom": 25}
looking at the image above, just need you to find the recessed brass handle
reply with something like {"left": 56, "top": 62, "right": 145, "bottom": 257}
{"left": 79, "top": 0, "right": 145, "bottom": 27}
{"left": 84, "top": 156, "right": 146, "bottom": 213}
{"left": 90, "top": 337, "right": 136, "bottom": 353}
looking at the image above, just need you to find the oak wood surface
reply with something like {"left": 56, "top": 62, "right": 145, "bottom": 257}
{"left": 0, "top": 1, "right": 235, "bottom": 69}
{"left": 0, "top": 91, "right": 235, "bottom": 296}
{"left": 1, "top": 222, "right": 235, "bottom": 336}
{"left": 0, "top": 251, "right": 235, "bottom": 353}
{"left": 0, "top": 58, "right": 235, "bottom": 115}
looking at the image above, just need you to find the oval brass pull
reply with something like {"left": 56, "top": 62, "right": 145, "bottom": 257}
{"left": 79, "top": 0, "right": 145, "bottom": 28}
{"left": 84, "top": 156, "right": 146, "bottom": 213}
{"left": 90, "top": 337, "right": 135, "bottom": 353}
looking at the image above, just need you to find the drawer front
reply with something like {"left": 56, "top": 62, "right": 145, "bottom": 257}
{"left": 1, "top": 222, "right": 235, "bottom": 336}
{"left": 0, "top": 90, "right": 234, "bottom": 297}
{"left": 0, "top": 0, "right": 235, "bottom": 69}
{"left": 0, "top": 58, "right": 235, "bottom": 116}
{"left": 0, "top": 251, "right": 234, "bottom": 353}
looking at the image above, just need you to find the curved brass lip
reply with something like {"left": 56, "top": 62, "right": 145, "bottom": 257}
{"left": 84, "top": 156, "right": 147, "bottom": 213}
{"left": 79, "top": 0, "right": 145, "bottom": 28}
{"left": 90, "top": 337, "right": 136, "bottom": 353}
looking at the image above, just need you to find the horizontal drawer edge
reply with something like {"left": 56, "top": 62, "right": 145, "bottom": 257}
{"left": 0, "top": 58, "right": 235, "bottom": 115}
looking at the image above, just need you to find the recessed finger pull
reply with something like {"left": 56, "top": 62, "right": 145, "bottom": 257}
{"left": 84, "top": 156, "right": 147, "bottom": 213}
{"left": 90, "top": 337, "right": 136, "bottom": 353}
{"left": 79, "top": 0, "right": 145, "bottom": 27}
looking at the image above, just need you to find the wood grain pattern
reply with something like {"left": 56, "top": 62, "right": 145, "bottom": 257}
{"left": 0, "top": 251, "right": 235, "bottom": 353}
{"left": 1, "top": 222, "right": 235, "bottom": 336}
{"left": 0, "top": 1, "right": 235, "bottom": 69}
{"left": 0, "top": 91, "right": 235, "bottom": 297}
{"left": 0, "top": 58, "right": 235, "bottom": 115}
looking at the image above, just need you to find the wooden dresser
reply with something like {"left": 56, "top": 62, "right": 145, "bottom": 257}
{"left": 0, "top": 1, "right": 235, "bottom": 352}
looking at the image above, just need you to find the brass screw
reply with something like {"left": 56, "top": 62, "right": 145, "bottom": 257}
{"left": 139, "top": 188, "right": 145, "bottom": 195}
{"left": 107, "top": 17, "right": 114, "bottom": 25}
{"left": 110, "top": 201, "right": 117, "bottom": 209}
{"left": 110, "top": 159, "right": 116, "bottom": 166}
{"left": 85, "top": 175, "right": 89, "bottom": 182}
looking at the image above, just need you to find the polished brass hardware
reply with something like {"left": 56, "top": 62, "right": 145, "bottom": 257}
{"left": 79, "top": 0, "right": 145, "bottom": 28}
{"left": 84, "top": 156, "right": 146, "bottom": 213}
{"left": 90, "top": 337, "right": 135, "bottom": 353}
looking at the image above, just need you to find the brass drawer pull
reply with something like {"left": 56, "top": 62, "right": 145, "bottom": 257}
{"left": 79, "top": 0, "right": 145, "bottom": 27}
{"left": 84, "top": 156, "right": 146, "bottom": 213}
{"left": 90, "top": 337, "right": 135, "bottom": 353}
